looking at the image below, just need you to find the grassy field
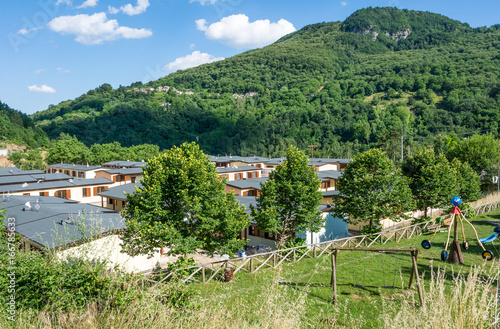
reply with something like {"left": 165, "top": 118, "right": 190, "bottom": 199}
{"left": 191, "top": 210, "right": 500, "bottom": 328}
{"left": 3, "top": 208, "right": 500, "bottom": 329}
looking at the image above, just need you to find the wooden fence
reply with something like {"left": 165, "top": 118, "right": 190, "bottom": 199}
{"left": 141, "top": 199, "right": 500, "bottom": 286}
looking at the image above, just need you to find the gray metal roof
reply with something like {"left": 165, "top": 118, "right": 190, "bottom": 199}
{"left": 323, "top": 190, "right": 340, "bottom": 197}
{"left": 102, "top": 160, "right": 146, "bottom": 168}
{"left": 0, "top": 177, "right": 113, "bottom": 193}
{"left": 0, "top": 173, "right": 72, "bottom": 186}
{"left": 98, "top": 168, "right": 144, "bottom": 175}
{"left": 217, "top": 166, "right": 260, "bottom": 173}
{"left": 1, "top": 195, "right": 124, "bottom": 249}
{"left": 317, "top": 170, "right": 343, "bottom": 180}
{"left": 98, "top": 183, "right": 144, "bottom": 200}
{"left": 47, "top": 164, "right": 102, "bottom": 171}
{"left": 226, "top": 177, "right": 268, "bottom": 190}
{"left": 0, "top": 167, "right": 44, "bottom": 177}
{"left": 234, "top": 196, "right": 257, "bottom": 214}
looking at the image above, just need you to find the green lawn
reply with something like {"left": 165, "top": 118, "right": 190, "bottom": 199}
{"left": 191, "top": 210, "right": 500, "bottom": 328}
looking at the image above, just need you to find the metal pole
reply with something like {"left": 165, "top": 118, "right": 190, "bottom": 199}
{"left": 401, "top": 135, "right": 404, "bottom": 162}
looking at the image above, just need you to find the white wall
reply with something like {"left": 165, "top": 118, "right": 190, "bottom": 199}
{"left": 11, "top": 185, "right": 108, "bottom": 205}
{"left": 317, "top": 164, "right": 338, "bottom": 171}
{"left": 297, "top": 213, "right": 348, "bottom": 245}
{"left": 57, "top": 234, "right": 162, "bottom": 273}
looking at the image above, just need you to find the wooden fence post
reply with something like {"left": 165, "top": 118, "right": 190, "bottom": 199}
{"left": 273, "top": 253, "right": 277, "bottom": 267}
{"left": 411, "top": 250, "right": 425, "bottom": 308}
{"left": 293, "top": 249, "right": 296, "bottom": 262}
{"left": 331, "top": 250, "right": 338, "bottom": 304}
{"left": 202, "top": 267, "right": 206, "bottom": 284}
{"left": 250, "top": 257, "right": 254, "bottom": 273}
{"left": 313, "top": 245, "right": 317, "bottom": 258}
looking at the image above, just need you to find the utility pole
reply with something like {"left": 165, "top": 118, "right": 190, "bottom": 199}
{"left": 308, "top": 145, "right": 318, "bottom": 168}
{"left": 401, "top": 135, "right": 404, "bottom": 162}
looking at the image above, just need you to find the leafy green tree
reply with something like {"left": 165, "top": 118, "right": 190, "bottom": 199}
{"left": 447, "top": 134, "right": 499, "bottom": 176}
{"left": 250, "top": 146, "right": 323, "bottom": 247}
{"left": 333, "top": 149, "right": 414, "bottom": 231}
{"left": 450, "top": 158, "right": 482, "bottom": 203}
{"left": 402, "top": 149, "right": 457, "bottom": 216}
{"left": 46, "top": 133, "right": 91, "bottom": 165}
{"left": 121, "top": 142, "right": 249, "bottom": 258}
{"left": 8, "top": 148, "right": 45, "bottom": 170}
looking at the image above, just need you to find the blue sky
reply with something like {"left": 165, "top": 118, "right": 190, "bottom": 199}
{"left": 1, "top": 0, "right": 499, "bottom": 115}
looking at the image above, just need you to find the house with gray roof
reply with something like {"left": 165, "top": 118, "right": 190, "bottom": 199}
{"left": 1, "top": 195, "right": 162, "bottom": 272}
{"left": 46, "top": 163, "right": 102, "bottom": 179}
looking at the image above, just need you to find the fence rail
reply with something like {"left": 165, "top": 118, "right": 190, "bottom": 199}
{"left": 140, "top": 199, "right": 500, "bottom": 286}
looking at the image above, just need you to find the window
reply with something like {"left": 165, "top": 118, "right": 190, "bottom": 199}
{"left": 55, "top": 190, "right": 70, "bottom": 199}
{"left": 322, "top": 182, "right": 328, "bottom": 189}
{"left": 249, "top": 226, "right": 256, "bottom": 236}
{"left": 131, "top": 177, "right": 136, "bottom": 183}
{"left": 236, "top": 173, "right": 242, "bottom": 180}
{"left": 122, "top": 201, "right": 126, "bottom": 208}
{"left": 23, "top": 193, "right": 30, "bottom": 196}
{"left": 82, "top": 187, "right": 91, "bottom": 197}
{"left": 247, "top": 190, "right": 257, "bottom": 196}
{"left": 248, "top": 172, "right": 253, "bottom": 179}
{"left": 39, "top": 192, "right": 48, "bottom": 196}
{"left": 256, "top": 171, "right": 260, "bottom": 178}
{"left": 93, "top": 186, "right": 108, "bottom": 196}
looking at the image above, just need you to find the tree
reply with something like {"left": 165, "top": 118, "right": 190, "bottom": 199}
{"left": 46, "top": 133, "right": 91, "bottom": 165}
{"left": 402, "top": 149, "right": 457, "bottom": 217}
{"left": 447, "top": 134, "right": 499, "bottom": 176}
{"left": 333, "top": 149, "right": 414, "bottom": 232}
{"left": 250, "top": 146, "right": 323, "bottom": 247}
{"left": 121, "top": 142, "right": 249, "bottom": 258}
{"left": 450, "top": 158, "right": 482, "bottom": 203}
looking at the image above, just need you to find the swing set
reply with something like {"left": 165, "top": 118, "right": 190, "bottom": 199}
{"left": 421, "top": 197, "right": 494, "bottom": 263}
{"left": 330, "top": 247, "right": 424, "bottom": 307}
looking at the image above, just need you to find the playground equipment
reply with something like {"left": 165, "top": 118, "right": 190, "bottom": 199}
{"left": 479, "top": 226, "right": 500, "bottom": 244}
{"left": 421, "top": 197, "right": 494, "bottom": 263}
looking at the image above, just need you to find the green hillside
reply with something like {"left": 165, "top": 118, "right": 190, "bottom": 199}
{"left": 31, "top": 7, "right": 500, "bottom": 157}
{"left": 0, "top": 101, "right": 49, "bottom": 148}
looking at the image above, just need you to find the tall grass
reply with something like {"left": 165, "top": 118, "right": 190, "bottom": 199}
{"left": 382, "top": 265, "right": 499, "bottom": 329}
{"left": 1, "top": 263, "right": 498, "bottom": 329}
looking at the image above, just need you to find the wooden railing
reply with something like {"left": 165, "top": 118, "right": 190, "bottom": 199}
{"left": 140, "top": 199, "right": 500, "bottom": 286}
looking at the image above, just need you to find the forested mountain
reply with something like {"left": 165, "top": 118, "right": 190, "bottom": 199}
{"left": 31, "top": 7, "right": 500, "bottom": 158}
{"left": 0, "top": 101, "right": 49, "bottom": 147}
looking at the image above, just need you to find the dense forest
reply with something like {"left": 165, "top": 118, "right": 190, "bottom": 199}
{"left": 29, "top": 7, "right": 500, "bottom": 158}
{"left": 0, "top": 102, "right": 49, "bottom": 148}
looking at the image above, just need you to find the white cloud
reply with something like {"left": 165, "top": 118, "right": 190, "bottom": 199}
{"left": 47, "top": 12, "right": 152, "bottom": 45}
{"left": 77, "top": 0, "right": 98, "bottom": 9}
{"left": 17, "top": 27, "right": 43, "bottom": 35}
{"left": 196, "top": 14, "right": 296, "bottom": 49}
{"left": 163, "top": 51, "right": 224, "bottom": 73}
{"left": 341, "top": 1, "right": 347, "bottom": 6}
{"left": 34, "top": 68, "right": 46, "bottom": 74}
{"left": 57, "top": 67, "right": 71, "bottom": 73}
{"left": 109, "top": 0, "right": 150, "bottom": 16}
{"left": 28, "top": 84, "right": 56, "bottom": 93}
{"left": 190, "top": 43, "right": 196, "bottom": 49}
{"left": 108, "top": 6, "right": 120, "bottom": 14}
{"left": 56, "top": 0, "right": 72, "bottom": 5}
{"left": 189, "top": 0, "right": 218, "bottom": 5}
